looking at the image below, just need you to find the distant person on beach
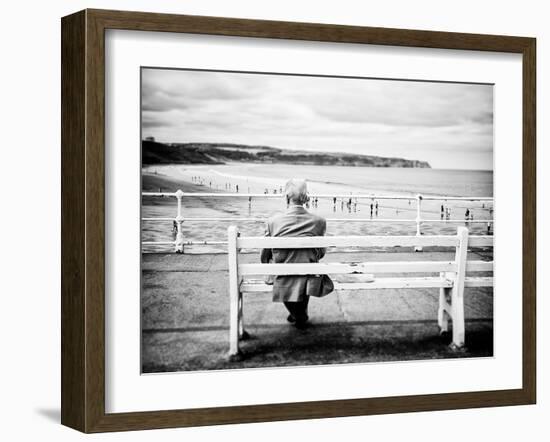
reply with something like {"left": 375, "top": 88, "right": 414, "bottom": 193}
{"left": 260, "top": 179, "right": 334, "bottom": 329}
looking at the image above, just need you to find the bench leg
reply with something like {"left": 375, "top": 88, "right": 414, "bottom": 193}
{"left": 238, "top": 294, "right": 243, "bottom": 337}
{"left": 229, "top": 288, "right": 242, "bottom": 360}
{"left": 438, "top": 285, "right": 450, "bottom": 334}
{"left": 227, "top": 226, "right": 243, "bottom": 360}
{"left": 449, "top": 227, "right": 468, "bottom": 350}
{"left": 237, "top": 293, "right": 250, "bottom": 340}
{"left": 450, "top": 286, "right": 465, "bottom": 349}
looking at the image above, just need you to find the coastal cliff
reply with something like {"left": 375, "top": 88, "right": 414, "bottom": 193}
{"left": 142, "top": 140, "right": 431, "bottom": 168}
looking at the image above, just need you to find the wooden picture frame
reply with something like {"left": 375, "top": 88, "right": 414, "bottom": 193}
{"left": 61, "top": 9, "right": 536, "bottom": 433}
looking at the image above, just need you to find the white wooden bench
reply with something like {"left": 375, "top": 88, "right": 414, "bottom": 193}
{"left": 227, "top": 225, "right": 493, "bottom": 359}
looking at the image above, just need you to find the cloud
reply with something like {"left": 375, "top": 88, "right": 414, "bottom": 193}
{"left": 295, "top": 80, "right": 493, "bottom": 128}
{"left": 141, "top": 68, "right": 493, "bottom": 169}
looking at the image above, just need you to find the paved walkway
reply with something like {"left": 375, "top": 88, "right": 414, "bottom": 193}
{"left": 142, "top": 251, "right": 493, "bottom": 372}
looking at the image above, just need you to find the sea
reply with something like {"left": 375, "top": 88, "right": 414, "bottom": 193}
{"left": 141, "top": 163, "right": 493, "bottom": 253}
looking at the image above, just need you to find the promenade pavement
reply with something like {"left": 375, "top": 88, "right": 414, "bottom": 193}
{"left": 142, "top": 250, "right": 493, "bottom": 372}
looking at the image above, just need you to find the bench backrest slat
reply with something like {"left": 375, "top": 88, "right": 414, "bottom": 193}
{"left": 238, "top": 235, "right": 493, "bottom": 249}
{"left": 237, "top": 235, "right": 461, "bottom": 249}
{"left": 239, "top": 261, "right": 457, "bottom": 275}
{"left": 238, "top": 259, "right": 493, "bottom": 276}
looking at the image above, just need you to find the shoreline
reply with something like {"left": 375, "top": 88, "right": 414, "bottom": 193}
{"left": 142, "top": 163, "right": 493, "bottom": 198}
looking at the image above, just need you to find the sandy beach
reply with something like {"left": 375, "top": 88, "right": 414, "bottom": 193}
{"left": 143, "top": 163, "right": 493, "bottom": 197}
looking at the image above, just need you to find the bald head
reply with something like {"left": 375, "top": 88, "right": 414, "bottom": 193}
{"left": 285, "top": 179, "right": 308, "bottom": 205}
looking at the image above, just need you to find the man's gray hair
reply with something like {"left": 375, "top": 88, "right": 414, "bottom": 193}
{"left": 285, "top": 179, "right": 308, "bottom": 205}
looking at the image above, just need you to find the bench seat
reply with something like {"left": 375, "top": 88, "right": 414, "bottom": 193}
{"left": 240, "top": 276, "right": 493, "bottom": 292}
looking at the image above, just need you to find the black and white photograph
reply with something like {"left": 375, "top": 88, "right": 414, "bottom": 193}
{"left": 2, "top": 0, "right": 544, "bottom": 438}
{"left": 140, "top": 67, "right": 494, "bottom": 373}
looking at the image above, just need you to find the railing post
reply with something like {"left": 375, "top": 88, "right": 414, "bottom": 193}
{"left": 227, "top": 225, "right": 242, "bottom": 360}
{"left": 174, "top": 190, "right": 184, "bottom": 253}
{"left": 414, "top": 194, "right": 423, "bottom": 252}
{"left": 450, "top": 226, "right": 469, "bottom": 350}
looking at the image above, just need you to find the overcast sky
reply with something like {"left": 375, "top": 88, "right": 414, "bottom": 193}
{"left": 141, "top": 68, "right": 493, "bottom": 170}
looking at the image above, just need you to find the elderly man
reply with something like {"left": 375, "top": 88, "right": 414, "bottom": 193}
{"left": 260, "top": 179, "right": 334, "bottom": 329}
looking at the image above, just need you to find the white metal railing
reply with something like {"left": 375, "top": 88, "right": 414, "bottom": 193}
{"left": 141, "top": 190, "right": 494, "bottom": 253}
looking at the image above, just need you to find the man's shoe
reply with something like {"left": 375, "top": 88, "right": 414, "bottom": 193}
{"left": 287, "top": 314, "right": 308, "bottom": 324}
